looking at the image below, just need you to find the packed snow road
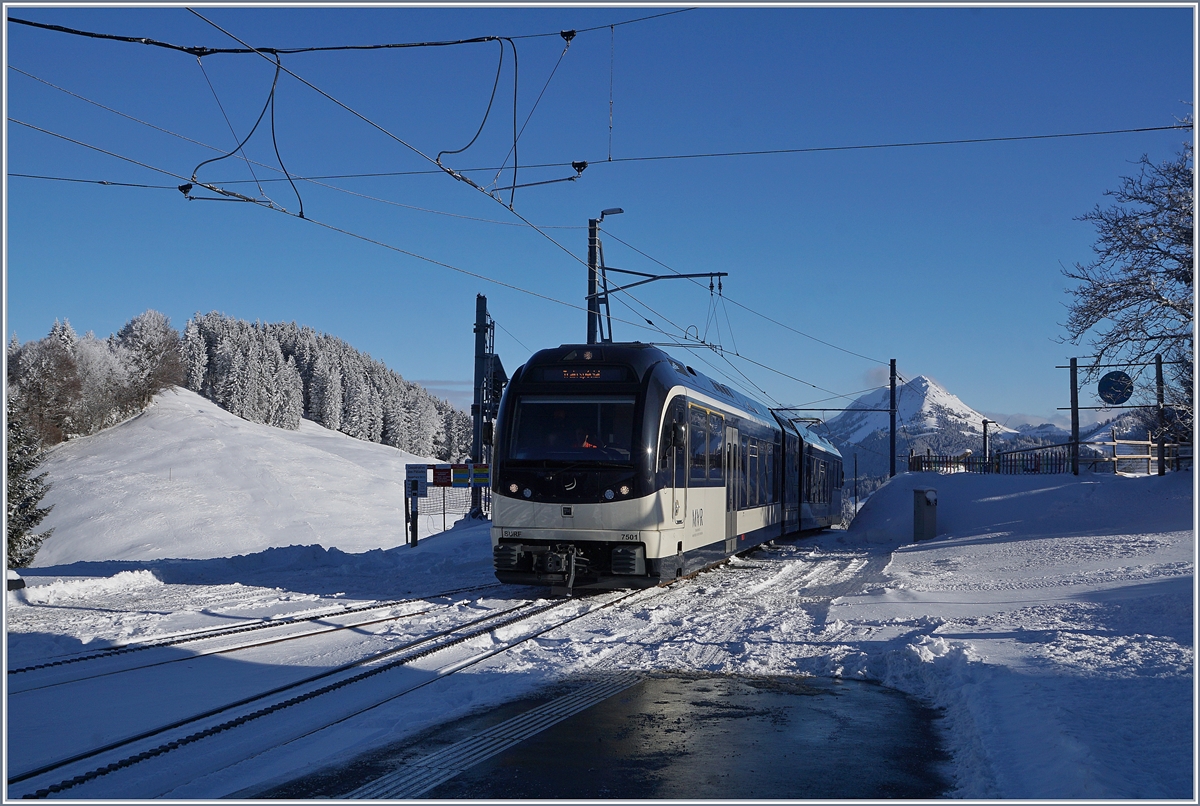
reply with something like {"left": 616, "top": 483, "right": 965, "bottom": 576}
{"left": 6, "top": 469, "right": 1194, "bottom": 799}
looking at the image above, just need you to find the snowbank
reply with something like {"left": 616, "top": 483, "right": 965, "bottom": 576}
{"left": 845, "top": 469, "right": 1192, "bottom": 545}
{"left": 833, "top": 469, "right": 1194, "bottom": 797}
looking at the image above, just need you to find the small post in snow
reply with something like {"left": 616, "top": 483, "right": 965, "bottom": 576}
{"left": 889, "top": 359, "right": 897, "bottom": 478}
{"left": 853, "top": 453, "right": 858, "bottom": 513}
{"left": 1069, "top": 358, "right": 1079, "bottom": 476}
{"left": 409, "top": 480, "right": 420, "bottom": 547}
{"left": 1156, "top": 354, "right": 1166, "bottom": 476}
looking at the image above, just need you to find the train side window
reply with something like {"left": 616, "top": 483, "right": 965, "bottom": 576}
{"left": 747, "top": 440, "right": 758, "bottom": 506}
{"left": 765, "top": 443, "right": 775, "bottom": 504}
{"left": 740, "top": 436, "right": 749, "bottom": 509}
{"left": 708, "top": 413, "right": 724, "bottom": 482}
{"left": 818, "top": 461, "right": 827, "bottom": 504}
{"left": 760, "top": 442, "right": 770, "bottom": 505}
{"left": 689, "top": 405, "right": 708, "bottom": 485}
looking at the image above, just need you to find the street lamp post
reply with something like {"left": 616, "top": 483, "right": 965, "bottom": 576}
{"left": 587, "top": 208, "right": 623, "bottom": 344}
{"left": 982, "top": 419, "right": 994, "bottom": 468}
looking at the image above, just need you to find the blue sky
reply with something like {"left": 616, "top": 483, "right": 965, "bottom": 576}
{"left": 5, "top": 5, "right": 1194, "bottom": 426}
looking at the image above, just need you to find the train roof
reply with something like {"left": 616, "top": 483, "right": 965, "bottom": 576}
{"left": 520, "top": 342, "right": 842, "bottom": 458}
{"left": 788, "top": 420, "right": 840, "bottom": 456}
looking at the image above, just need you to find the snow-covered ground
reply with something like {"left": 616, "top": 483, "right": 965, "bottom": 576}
{"left": 4, "top": 390, "right": 1194, "bottom": 799}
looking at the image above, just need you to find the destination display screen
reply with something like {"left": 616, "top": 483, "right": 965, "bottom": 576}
{"left": 540, "top": 367, "right": 627, "bottom": 382}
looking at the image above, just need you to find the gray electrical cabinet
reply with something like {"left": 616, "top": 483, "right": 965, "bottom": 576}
{"left": 913, "top": 487, "right": 938, "bottom": 542}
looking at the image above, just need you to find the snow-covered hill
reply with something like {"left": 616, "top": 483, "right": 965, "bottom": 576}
{"left": 32, "top": 388, "right": 438, "bottom": 566}
{"left": 1014, "top": 421, "right": 1070, "bottom": 441}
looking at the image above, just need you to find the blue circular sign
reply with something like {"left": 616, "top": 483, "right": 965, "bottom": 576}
{"left": 1098, "top": 371, "right": 1134, "bottom": 405}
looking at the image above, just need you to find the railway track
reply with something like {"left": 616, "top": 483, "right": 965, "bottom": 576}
{"left": 8, "top": 584, "right": 504, "bottom": 694}
{"left": 8, "top": 582, "right": 503, "bottom": 676}
{"left": 9, "top": 586, "right": 654, "bottom": 799}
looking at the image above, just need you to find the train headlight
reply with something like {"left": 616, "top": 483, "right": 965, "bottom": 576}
{"left": 508, "top": 482, "right": 519, "bottom": 494}
{"left": 604, "top": 489, "right": 615, "bottom": 500}
{"left": 523, "top": 488, "right": 532, "bottom": 498}
{"left": 619, "top": 484, "right": 631, "bottom": 496}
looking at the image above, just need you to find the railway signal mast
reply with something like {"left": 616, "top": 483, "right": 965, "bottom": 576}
{"left": 471, "top": 295, "right": 506, "bottom": 514}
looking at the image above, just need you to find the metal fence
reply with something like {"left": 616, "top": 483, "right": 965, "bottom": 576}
{"left": 907, "top": 452, "right": 1069, "bottom": 475}
{"left": 908, "top": 440, "right": 1191, "bottom": 476}
{"left": 413, "top": 486, "right": 490, "bottom": 535}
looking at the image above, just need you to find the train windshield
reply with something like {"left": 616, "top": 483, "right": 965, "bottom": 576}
{"left": 508, "top": 395, "right": 636, "bottom": 463}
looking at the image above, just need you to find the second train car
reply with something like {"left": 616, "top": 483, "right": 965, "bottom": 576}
{"left": 490, "top": 343, "right": 843, "bottom": 591}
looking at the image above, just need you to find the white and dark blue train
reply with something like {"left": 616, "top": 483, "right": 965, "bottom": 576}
{"left": 490, "top": 343, "right": 843, "bottom": 591}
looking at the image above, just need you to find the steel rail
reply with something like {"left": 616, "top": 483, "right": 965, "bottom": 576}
{"left": 8, "top": 583, "right": 502, "bottom": 675}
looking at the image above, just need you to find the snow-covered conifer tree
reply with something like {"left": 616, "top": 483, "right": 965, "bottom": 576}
{"left": 181, "top": 318, "right": 208, "bottom": 393}
{"left": 6, "top": 401, "right": 54, "bottom": 567}
{"left": 115, "top": 310, "right": 184, "bottom": 407}
{"left": 8, "top": 329, "right": 82, "bottom": 444}
{"left": 270, "top": 355, "right": 303, "bottom": 429}
{"left": 49, "top": 319, "right": 77, "bottom": 352}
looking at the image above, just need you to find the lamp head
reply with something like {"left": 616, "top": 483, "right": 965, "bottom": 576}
{"left": 599, "top": 207, "right": 624, "bottom": 220}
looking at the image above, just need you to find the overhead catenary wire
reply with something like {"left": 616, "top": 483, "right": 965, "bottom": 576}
{"left": 184, "top": 10, "right": 463, "bottom": 173}
{"left": 12, "top": 15, "right": 1181, "bottom": 179}
{"left": 10, "top": 117, "right": 197, "bottom": 185}
{"left": 436, "top": 39, "right": 507, "bottom": 171}
{"left": 10, "top": 15, "right": 507, "bottom": 57}
{"left": 8, "top": 116, "right": 666, "bottom": 338}
{"left": 265, "top": 52, "right": 305, "bottom": 217}
{"left": 188, "top": 53, "right": 285, "bottom": 203}
{"left": 8, "top": 8, "right": 693, "bottom": 51}
{"left": 491, "top": 31, "right": 574, "bottom": 191}
{"left": 601, "top": 228, "right": 896, "bottom": 367}
{"left": 195, "top": 55, "right": 269, "bottom": 201}
{"left": 507, "top": 9, "right": 696, "bottom": 40}
{"left": 8, "top": 65, "right": 585, "bottom": 229}
{"left": 121, "top": 124, "right": 1182, "bottom": 183}
{"left": 608, "top": 24, "right": 615, "bottom": 161}
{"left": 54, "top": 122, "right": 1181, "bottom": 189}
{"left": 187, "top": 9, "right": 597, "bottom": 271}
{"left": 492, "top": 317, "right": 531, "bottom": 354}
{"left": 8, "top": 173, "right": 178, "bottom": 189}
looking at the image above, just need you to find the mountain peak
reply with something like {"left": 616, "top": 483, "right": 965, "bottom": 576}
{"left": 822, "top": 373, "right": 1014, "bottom": 449}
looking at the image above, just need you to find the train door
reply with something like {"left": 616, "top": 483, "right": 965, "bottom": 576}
{"left": 725, "top": 425, "right": 739, "bottom": 555}
{"left": 665, "top": 397, "right": 686, "bottom": 527}
{"left": 672, "top": 401, "right": 686, "bottom": 526}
